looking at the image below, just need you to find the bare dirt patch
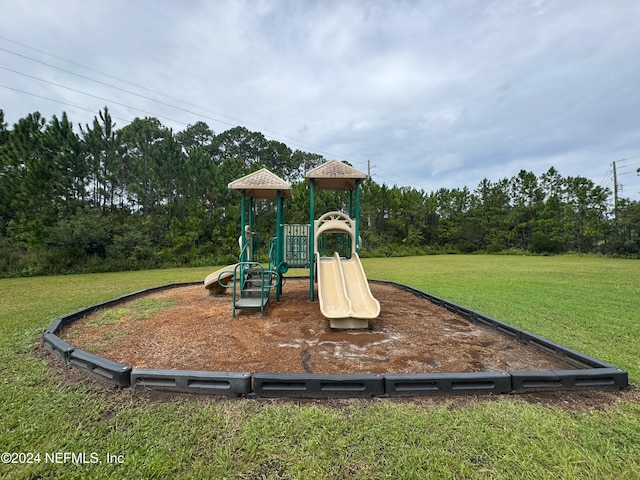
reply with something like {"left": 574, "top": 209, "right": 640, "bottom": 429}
{"left": 62, "top": 278, "right": 576, "bottom": 375}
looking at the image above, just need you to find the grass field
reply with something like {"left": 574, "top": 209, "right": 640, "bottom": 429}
{"left": 1, "top": 255, "right": 639, "bottom": 479}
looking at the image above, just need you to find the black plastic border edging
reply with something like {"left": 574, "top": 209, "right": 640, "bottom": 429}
{"left": 509, "top": 368, "right": 626, "bottom": 393}
{"left": 385, "top": 372, "right": 512, "bottom": 397}
{"left": 43, "top": 332, "right": 74, "bottom": 362}
{"left": 254, "top": 373, "right": 385, "bottom": 397}
{"left": 371, "top": 279, "right": 628, "bottom": 391}
{"left": 68, "top": 348, "right": 131, "bottom": 387}
{"left": 43, "top": 279, "right": 629, "bottom": 397}
{"left": 131, "top": 369, "right": 252, "bottom": 395}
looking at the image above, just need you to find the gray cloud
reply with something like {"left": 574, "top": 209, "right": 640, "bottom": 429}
{"left": 1, "top": 0, "right": 639, "bottom": 198}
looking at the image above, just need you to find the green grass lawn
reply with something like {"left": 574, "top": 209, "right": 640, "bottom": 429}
{"left": 1, "top": 256, "right": 639, "bottom": 479}
{"left": 363, "top": 255, "right": 640, "bottom": 380}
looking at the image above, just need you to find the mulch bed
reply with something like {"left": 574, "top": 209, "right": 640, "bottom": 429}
{"left": 61, "top": 278, "right": 576, "bottom": 375}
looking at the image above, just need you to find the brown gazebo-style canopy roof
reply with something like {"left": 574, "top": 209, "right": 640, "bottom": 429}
{"left": 228, "top": 168, "right": 293, "bottom": 199}
{"left": 305, "top": 159, "right": 368, "bottom": 190}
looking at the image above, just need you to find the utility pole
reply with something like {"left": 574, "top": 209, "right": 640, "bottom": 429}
{"left": 612, "top": 160, "right": 619, "bottom": 219}
{"left": 367, "top": 159, "right": 376, "bottom": 180}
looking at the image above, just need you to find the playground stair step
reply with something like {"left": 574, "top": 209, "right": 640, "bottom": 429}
{"left": 232, "top": 266, "right": 275, "bottom": 314}
{"left": 235, "top": 297, "right": 270, "bottom": 310}
{"left": 241, "top": 286, "right": 264, "bottom": 297}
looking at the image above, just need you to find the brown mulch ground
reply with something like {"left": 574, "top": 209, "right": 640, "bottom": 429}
{"left": 49, "top": 278, "right": 638, "bottom": 410}
{"left": 62, "top": 278, "right": 576, "bottom": 375}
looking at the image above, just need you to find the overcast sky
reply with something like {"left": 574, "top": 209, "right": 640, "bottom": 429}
{"left": 1, "top": 0, "right": 639, "bottom": 200}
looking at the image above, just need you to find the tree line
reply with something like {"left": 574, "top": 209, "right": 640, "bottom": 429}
{"left": 0, "top": 107, "right": 638, "bottom": 276}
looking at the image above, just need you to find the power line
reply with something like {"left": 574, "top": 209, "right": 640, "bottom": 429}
{"left": 3, "top": 75, "right": 422, "bottom": 191}
{"left": 0, "top": 46, "right": 334, "bottom": 157}
{"left": 372, "top": 164, "right": 428, "bottom": 191}
{"left": 617, "top": 162, "right": 640, "bottom": 174}
{"left": 0, "top": 66, "right": 191, "bottom": 127}
{"left": 0, "top": 35, "right": 250, "bottom": 127}
{"left": 0, "top": 60, "right": 70, "bottom": 109}
{"left": 0, "top": 39, "right": 428, "bottom": 189}
{"left": 0, "top": 46, "right": 242, "bottom": 130}
{"left": 0, "top": 84, "right": 133, "bottom": 125}
{"left": 0, "top": 74, "right": 378, "bottom": 181}
{"left": 599, "top": 171, "right": 613, "bottom": 194}
{"left": 1, "top": 39, "right": 391, "bottom": 166}
{"left": 614, "top": 153, "right": 640, "bottom": 164}
{"left": 0, "top": 36, "right": 363, "bottom": 156}
{"left": 0, "top": 42, "right": 349, "bottom": 153}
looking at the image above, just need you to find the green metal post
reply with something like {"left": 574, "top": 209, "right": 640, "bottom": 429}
{"left": 309, "top": 179, "right": 315, "bottom": 301}
{"left": 248, "top": 197, "right": 254, "bottom": 262}
{"left": 276, "top": 190, "right": 283, "bottom": 300}
{"left": 355, "top": 180, "right": 361, "bottom": 253}
{"left": 240, "top": 192, "right": 246, "bottom": 263}
{"left": 349, "top": 189, "right": 354, "bottom": 218}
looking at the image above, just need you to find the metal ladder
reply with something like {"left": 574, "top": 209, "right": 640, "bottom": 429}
{"left": 231, "top": 263, "right": 277, "bottom": 317}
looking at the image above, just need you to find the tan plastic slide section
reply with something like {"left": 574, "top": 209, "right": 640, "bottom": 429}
{"left": 317, "top": 252, "right": 381, "bottom": 321}
{"left": 204, "top": 264, "right": 237, "bottom": 294}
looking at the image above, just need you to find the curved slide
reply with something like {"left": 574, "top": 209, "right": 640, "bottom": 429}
{"left": 204, "top": 264, "right": 237, "bottom": 294}
{"left": 317, "top": 252, "right": 380, "bottom": 328}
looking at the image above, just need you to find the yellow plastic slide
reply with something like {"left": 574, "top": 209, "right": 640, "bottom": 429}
{"left": 316, "top": 252, "right": 380, "bottom": 328}
{"left": 203, "top": 264, "right": 237, "bottom": 294}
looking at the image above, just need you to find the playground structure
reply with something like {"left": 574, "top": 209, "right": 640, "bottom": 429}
{"left": 43, "top": 160, "right": 629, "bottom": 397}
{"left": 204, "top": 168, "right": 290, "bottom": 316}
{"left": 204, "top": 160, "right": 380, "bottom": 328}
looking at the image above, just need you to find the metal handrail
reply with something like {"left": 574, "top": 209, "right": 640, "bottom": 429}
{"left": 227, "top": 262, "right": 279, "bottom": 317}
{"left": 268, "top": 237, "right": 276, "bottom": 272}
{"left": 239, "top": 239, "right": 250, "bottom": 262}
